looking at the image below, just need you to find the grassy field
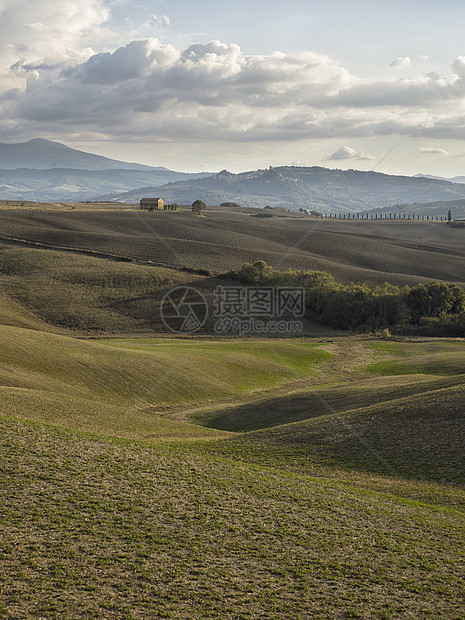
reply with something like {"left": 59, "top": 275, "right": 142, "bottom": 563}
{"left": 1, "top": 205, "right": 465, "bottom": 617}
{"left": 2, "top": 414, "right": 464, "bottom": 619}
{"left": 1, "top": 328, "right": 465, "bottom": 618}
{"left": 0, "top": 325, "right": 332, "bottom": 438}
{"left": 366, "top": 340, "right": 465, "bottom": 376}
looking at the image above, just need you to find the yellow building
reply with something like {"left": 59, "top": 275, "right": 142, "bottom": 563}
{"left": 140, "top": 197, "right": 163, "bottom": 210}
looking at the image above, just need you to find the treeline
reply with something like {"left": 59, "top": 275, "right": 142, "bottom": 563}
{"left": 225, "top": 261, "right": 465, "bottom": 336}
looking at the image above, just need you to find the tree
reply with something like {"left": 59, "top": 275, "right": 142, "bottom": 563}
{"left": 192, "top": 199, "right": 207, "bottom": 215}
{"left": 233, "top": 260, "right": 273, "bottom": 285}
{"left": 447, "top": 209, "right": 452, "bottom": 221}
{"left": 406, "top": 281, "right": 465, "bottom": 322}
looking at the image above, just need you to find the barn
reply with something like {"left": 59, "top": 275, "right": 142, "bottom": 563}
{"left": 140, "top": 198, "right": 163, "bottom": 210}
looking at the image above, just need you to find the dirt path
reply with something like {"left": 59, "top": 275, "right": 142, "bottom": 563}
{"left": 315, "top": 337, "right": 379, "bottom": 379}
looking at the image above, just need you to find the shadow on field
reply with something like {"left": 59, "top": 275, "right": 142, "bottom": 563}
{"left": 206, "top": 383, "right": 465, "bottom": 486}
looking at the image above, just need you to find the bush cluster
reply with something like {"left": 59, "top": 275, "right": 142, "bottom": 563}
{"left": 225, "top": 261, "right": 465, "bottom": 335}
{"left": 192, "top": 200, "right": 207, "bottom": 214}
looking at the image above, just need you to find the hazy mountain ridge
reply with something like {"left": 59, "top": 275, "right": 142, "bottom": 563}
{"left": 0, "top": 138, "right": 160, "bottom": 171}
{"left": 415, "top": 173, "right": 465, "bottom": 184}
{"left": 3, "top": 139, "right": 465, "bottom": 209}
{"left": 0, "top": 168, "right": 212, "bottom": 202}
{"left": 0, "top": 139, "right": 212, "bottom": 201}
{"left": 103, "top": 165, "right": 465, "bottom": 213}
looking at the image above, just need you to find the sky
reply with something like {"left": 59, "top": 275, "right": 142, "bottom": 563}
{"left": 1, "top": 0, "right": 465, "bottom": 175}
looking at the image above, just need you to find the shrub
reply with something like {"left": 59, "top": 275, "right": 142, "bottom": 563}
{"left": 224, "top": 261, "right": 465, "bottom": 335}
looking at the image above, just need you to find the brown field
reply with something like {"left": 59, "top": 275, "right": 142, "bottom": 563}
{"left": 0, "top": 203, "right": 464, "bottom": 287}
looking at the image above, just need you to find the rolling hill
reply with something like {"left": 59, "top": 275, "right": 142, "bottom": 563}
{"left": 1, "top": 204, "right": 465, "bottom": 289}
{"left": 2, "top": 328, "right": 465, "bottom": 618}
{"left": 415, "top": 172, "right": 465, "bottom": 184}
{"left": 367, "top": 198, "right": 465, "bottom": 219}
{"left": 103, "top": 165, "right": 465, "bottom": 213}
{"left": 0, "top": 167, "right": 212, "bottom": 202}
{"left": 1, "top": 201, "right": 465, "bottom": 618}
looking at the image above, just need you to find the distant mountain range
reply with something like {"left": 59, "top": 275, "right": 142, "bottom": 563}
{"left": 0, "top": 138, "right": 160, "bottom": 170}
{"left": 414, "top": 173, "right": 465, "bottom": 184}
{"left": 103, "top": 166, "right": 465, "bottom": 213}
{"left": 0, "top": 139, "right": 211, "bottom": 201}
{"left": 2, "top": 139, "right": 465, "bottom": 211}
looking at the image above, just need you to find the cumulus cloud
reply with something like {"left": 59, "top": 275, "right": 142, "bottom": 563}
{"left": 66, "top": 39, "right": 180, "bottom": 84}
{"left": 6, "top": 40, "right": 353, "bottom": 139}
{"left": 389, "top": 56, "right": 412, "bottom": 69}
{"left": 415, "top": 147, "right": 449, "bottom": 155}
{"left": 328, "top": 146, "right": 375, "bottom": 161}
{"left": 3, "top": 36, "right": 465, "bottom": 145}
{"left": 0, "top": 0, "right": 111, "bottom": 89}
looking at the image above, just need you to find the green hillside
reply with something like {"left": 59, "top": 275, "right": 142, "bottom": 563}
{"left": 198, "top": 380, "right": 465, "bottom": 485}
{"left": 0, "top": 325, "right": 332, "bottom": 437}
{"left": 2, "top": 387, "right": 465, "bottom": 618}
{"left": 1, "top": 205, "right": 465, "bottom": 618}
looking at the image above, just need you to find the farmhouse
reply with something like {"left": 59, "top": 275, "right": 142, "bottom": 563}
{"left": 140, "top": 197, "right": 163, "bottom": 210}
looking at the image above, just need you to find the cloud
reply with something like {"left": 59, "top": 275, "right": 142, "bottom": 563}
{"left": 143, "top": 14, "right": 170, "bottom": 29}
{"left": 66, "top": 39, "right": 180, "bottom": 84}
{"left": 389, "top": 56, "right": 411, "bottom": 69}
{"left": 0, "top": 0, "right": 111, "bottom": 90}
{"left": 328, "top": 146, "right": 375, "bottom": 161}
{"left": 7, "top": 40, "right": 352, "bottom": 139}
{"left": 415, "top": 147, "right": 449, "bottom": 155}
{"left": 329, "top": 69, "right": 463, "bottom": 109}
{"left": 148, "top": 15, "right": 170, "bottom": 28}
{"left": 3, "top": 36, "right": 465, "bottom": 146}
